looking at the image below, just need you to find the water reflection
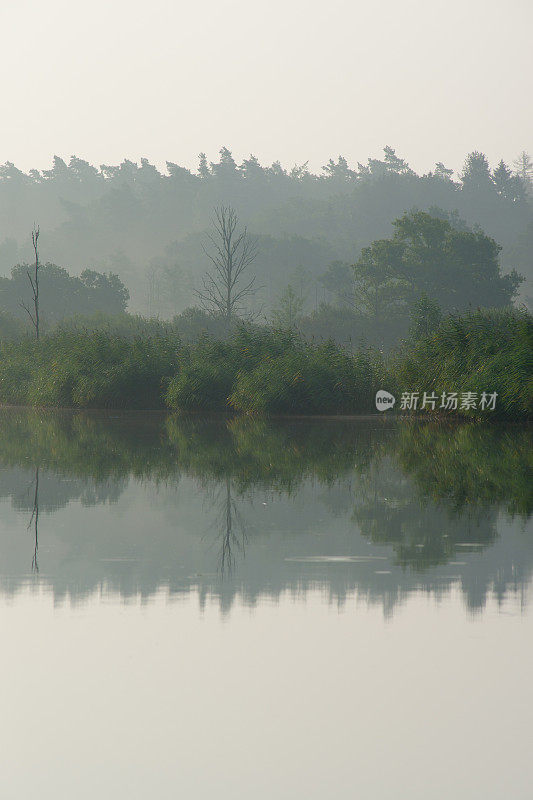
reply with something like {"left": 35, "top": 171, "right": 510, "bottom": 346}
{"left": 28, "top": 467, "right": 39, "bottom": 572}
{"left": 210, "top": 478, "right": 248, "bottom": 576}
{"left": 0, "top": 409, "right": 530, "bottom": 613}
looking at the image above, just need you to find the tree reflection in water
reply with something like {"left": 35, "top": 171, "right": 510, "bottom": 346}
{"left": 28, "top": 467, "right": 39, "bottom": 573}
{"left": 0, "top": 409, "right": 529, "bottom": 609}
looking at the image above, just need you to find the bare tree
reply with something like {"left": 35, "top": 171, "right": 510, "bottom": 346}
{"left": 196, "top": 206, "right": 258, "bottom": 320}
{"left": 20, "top": 225, "right": 41, "bottom": 338}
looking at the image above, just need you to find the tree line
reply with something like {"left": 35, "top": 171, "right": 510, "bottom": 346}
{"left": 0, "top": 147, "right": 531, "bottom": 316}
{"left": 2, "top": 146, "right": 531, "bottom": 193}
{"left": 0, "top": 203, "right": 523, "bottom": 349}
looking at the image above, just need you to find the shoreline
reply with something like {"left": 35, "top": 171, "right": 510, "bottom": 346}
{"left": 0, "top": 404, "right": 528, "bottom": 424}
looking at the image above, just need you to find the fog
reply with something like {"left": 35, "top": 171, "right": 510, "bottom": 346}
{"left": 1, "top": 0, "right": 531, "bottom": 175}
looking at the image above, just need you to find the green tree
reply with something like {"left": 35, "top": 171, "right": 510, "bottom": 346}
{"left": 351, "top": 212, "right": 522, "bottom": 320}
{"left": 461, "top": 151, "right": 494, "bottom": 192}
{"left": 408, "top": 294, "right": 442, "bottom": 340}
{"left": 322, "top": 156, "right": 357, "bottom": 182}
{"left": 240, "top": 154, "right": 267, "bottom": 182}
{"left": 79, "top": 269, "right": 130, "bottom": 313}
{"left": 42, "top": 156, "right": 70, "bottom": 182}
{"left": 366, "top": 146, "right": 414, "bottom": 177}
{"left": 0, "top": 262, "right": 129, "bottom": 327}
{"left": 271, "top": 284, "right": 304, "bottom": 329}
{"left": 210, "top": 147, "right": 238, "bottom": 181}
{"left": 197, "top": 153, "right": 210, "bottom": 179}
{"left": 319, "top": 261, "right": 354, "bottom": 307}
{"left": 67, "top": 156, "right": 101, "bottom": 184}
{"left": 493, "top": 160, "right": 525, "bottom": 202}
{"left": 352, "top": 238, "right": 410, "bottom": 320}
{"left": 392, "top": 210, "right": 522, "bottom": 310}
{"left": 432, "top": 162, "right": 455, "bottom": 181}
{"left": 493, "top": 160, "right": 513, "bottom": 195}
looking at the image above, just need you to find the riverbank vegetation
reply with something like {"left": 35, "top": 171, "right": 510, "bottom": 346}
{"left": 391, "top": 307, "right": 532, "bottom": 419}
{"left": 0, "top": 306, "right": 530, "bottom": 418}
{"left": 0, "top": 330, "right": 181, "bottom": 409}
{"left": 0, "top": 197, "right": 530, "bottom": 419}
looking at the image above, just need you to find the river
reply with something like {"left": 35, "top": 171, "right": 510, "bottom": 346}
{"left": 0, "top": 409, "right": 530, "bottom": 798}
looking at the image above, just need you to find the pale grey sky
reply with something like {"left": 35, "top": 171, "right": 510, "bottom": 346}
{"left": 1, "top": 0, "right": 531, "bottom": 176}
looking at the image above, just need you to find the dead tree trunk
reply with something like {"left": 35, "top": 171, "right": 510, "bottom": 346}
{"left": 21, "top": 225, "right": 40, "bottom": 339}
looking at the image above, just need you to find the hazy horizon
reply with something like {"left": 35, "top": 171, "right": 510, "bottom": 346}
{"left": 1, "top": 0, "right": 531, "bottom": 176}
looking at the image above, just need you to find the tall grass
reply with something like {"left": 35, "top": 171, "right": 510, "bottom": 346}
{"left": 0, "top": 330, "right": 181, "bottom": 408}
{"left": 165, "top": 327, "right": 381, "bottom": 414}
{"left": 391, "top": 307, "right": 532, "bottom": 418}
{"left": 229, "top": 341, "right": 379, "bottom": 415}
{"left": 165, "top": 327, "right": 301, "bottom": 412}
{"left": 0, "top": 308, "right": 529, "bottom": 417}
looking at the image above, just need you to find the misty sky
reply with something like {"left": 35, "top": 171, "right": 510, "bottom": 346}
{"left": 1, "top": 0, "right": 531, "bottom": 177}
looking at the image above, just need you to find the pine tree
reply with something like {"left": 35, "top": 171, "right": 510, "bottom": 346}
{"left": 461, "top": 151, "right": 494, "bottom": 192}
{"left": 240, "top": 154, "right": 265, "bottom": 181}
{"left": 492, "top": 160, "right": 513, "bottom": 197}
{"left": 197, "top": 152, "right": 210, "bottom": 179}
{"left": 211, "top": 147, "right": 238, "bottom": 179}
{"left": 383, "top": 146, "right": 414, "bottom": 175}
{"left": 433, "top": 162, "right": 455, "bottom": 181}
{"left": 513, "top": 151, "right": 533, "bottom": 196}
{"left": 322, "top": 155, "right": 357, "bottom": 181}
{"left": 366, "top": 146, "right": 414, "bottom": 177}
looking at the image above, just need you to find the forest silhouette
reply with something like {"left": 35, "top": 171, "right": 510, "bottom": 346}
{"left": 1, "top": 147, "right": 531, "bottom": 319}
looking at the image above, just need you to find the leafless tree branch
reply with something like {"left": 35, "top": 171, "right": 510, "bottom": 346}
{"left": 195, "top": 206, "right": 259, "bottom": 320}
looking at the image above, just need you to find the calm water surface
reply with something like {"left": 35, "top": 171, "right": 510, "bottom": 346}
{"left": 0, "top": 409, "right": 531, "bottom": 798}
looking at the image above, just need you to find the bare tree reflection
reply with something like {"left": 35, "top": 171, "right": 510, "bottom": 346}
{"left": 27, "top": 467, "right": 39, "bottom": 573}
{"left": 207, "top": 478, "right": 248, "bottom": 577}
